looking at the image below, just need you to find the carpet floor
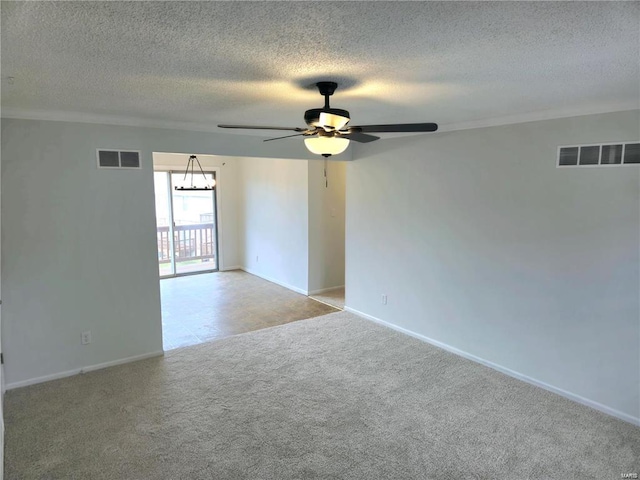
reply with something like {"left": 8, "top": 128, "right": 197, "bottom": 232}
{"left": 5, "top": 311, "right": 639, "bottom": 479}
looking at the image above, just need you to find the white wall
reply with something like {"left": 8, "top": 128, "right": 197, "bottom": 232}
{"left": 238, "top": 157, "right": 309, "bottom": 293}
{"left": 0, "top": 115, "right": 3, "bottom": 478}
{"left": 0, "top": 119, "right": 317, "bottom": 387}
{"left": 236, "top": 156, "right": 346, "bottom": 295}
{"left": 152, "top": 152, "right": 240, "bottom": 269}
{"left": 308, "top": 160, "right": 346, "bottom": 293}
{"left": 346, "top": 110, "right": 640, "bottom": 423}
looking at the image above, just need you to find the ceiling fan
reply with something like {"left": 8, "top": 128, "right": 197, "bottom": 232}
{"left": 218, "top": 82, "right": 438, "bottom": 157}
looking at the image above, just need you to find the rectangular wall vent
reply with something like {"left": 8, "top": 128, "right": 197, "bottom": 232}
{"left": 97, "top": 150, "right": 141, "bottom": 169}
{"left": 557, "top": 142, "right": 640, "bottom": 167}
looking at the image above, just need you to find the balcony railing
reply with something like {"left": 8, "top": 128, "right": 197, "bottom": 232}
{"left": 157, "top": 222, "right": 216, "bottom": 264}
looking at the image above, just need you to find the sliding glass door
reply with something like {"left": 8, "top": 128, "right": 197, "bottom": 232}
{"left": 153, "top": 171, "right": 219, "bottom": 277}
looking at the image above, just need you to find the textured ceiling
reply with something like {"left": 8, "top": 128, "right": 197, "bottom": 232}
{"left": 1, "top": 1, "right": 639, "bottom": 133}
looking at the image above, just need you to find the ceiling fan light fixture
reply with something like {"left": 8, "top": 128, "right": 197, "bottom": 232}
{"left": 304, "top": 136, "right": 350, "bottom": 157}
{"left": 304, "top": 107, "right": 351, "bottom": 129}
{"left": 319, "top": 111, "right": 350, "bottom": 131}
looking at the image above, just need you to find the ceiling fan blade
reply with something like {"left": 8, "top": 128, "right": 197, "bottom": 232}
{"left": 339, "top": 131, "right": 379, "bottom": 143}
{"left": 218, "top": 124, "right": 307, "bottom": 132}
{"left": 348, "top": 123, "right": 438, "bottom": 133}
{"left": 263, "top": 133, "right": 310, "bottom": 142}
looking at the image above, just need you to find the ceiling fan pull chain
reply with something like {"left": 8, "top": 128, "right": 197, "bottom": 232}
{"left": 324, "top": 158, "right": 328, "bottom": 188}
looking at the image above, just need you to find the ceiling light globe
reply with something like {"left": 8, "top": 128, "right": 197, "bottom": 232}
{"left": 304, "top": 136, "right": 350, "bottom": 156}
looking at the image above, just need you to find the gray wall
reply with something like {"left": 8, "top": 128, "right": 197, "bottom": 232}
{"left": 0, "top": 119, "right": 319, "bottom": 387}
{"left": 346, "top": 110, "right": 640, "bottom": 422}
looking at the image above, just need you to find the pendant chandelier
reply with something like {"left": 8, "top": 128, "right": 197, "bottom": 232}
{"left": 175, "top": 155, "right": 215, "bottom": 191}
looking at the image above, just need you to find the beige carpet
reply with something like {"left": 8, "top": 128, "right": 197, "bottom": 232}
{"left": 310, "top": 287, "right": 345, "bottom": 309}
{"left": 5, "top": 311, "right": 639, "bottom": 479}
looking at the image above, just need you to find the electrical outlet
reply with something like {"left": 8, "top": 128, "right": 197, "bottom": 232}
{"left": 81, "top": 331, "right": 92, "bottom": 345}
{"left": 382, "top": 294, "right": 388, "bottom": 305}
{"left": 256, "top": 255, "right": 259, "bottom": 263}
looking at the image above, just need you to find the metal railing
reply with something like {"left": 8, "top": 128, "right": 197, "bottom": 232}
{"left": 157, "top": 222, "right": 216, "bottom": 264}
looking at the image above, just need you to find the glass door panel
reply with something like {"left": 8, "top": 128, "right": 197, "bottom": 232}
{"left": 171, "top": 173, "right": 218, "bottom": 275}
{"left": 154, "top": 172, "right": 174, "bottom": 277}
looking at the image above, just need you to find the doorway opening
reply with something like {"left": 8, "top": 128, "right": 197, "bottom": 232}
{"left": 307, "top": 159, "right": 346, "bottom": 310}
{"left": 153, "top": 169, "right": 219, "bottom": 277}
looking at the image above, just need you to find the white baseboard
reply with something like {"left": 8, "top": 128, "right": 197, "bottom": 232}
{"left": 309, "top": 285, "right": 345, "bottom": 295}
{"left": 5, "top": 350, "right": 165, "bottom": 391}
{"left": 240, "top": 267, "right": 308, "bottom": 295}
{"left": 344, "top": 306, "right": 640, "bottom": 427}
{"left": 220, "top": 265, "right": 242, "bottom": 272}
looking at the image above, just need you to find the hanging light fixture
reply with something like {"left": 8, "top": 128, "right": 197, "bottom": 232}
{"left": 304, "top": 131, "right": 350, "bottom": 158}
{"left": 175, "top": 155, "right": 215, "bottom": 190}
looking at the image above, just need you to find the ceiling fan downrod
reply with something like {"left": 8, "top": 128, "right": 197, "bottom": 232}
{"left": 304, "top": 82, "right": 350, "bottom": 130}
{"left": 316, "top": 81, "right": 338, "bottom": 109}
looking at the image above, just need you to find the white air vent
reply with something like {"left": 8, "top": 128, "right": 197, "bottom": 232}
{"left": 97, "top": 149, "right": 141, "bottom": 169}
{"left": 557, "top": 142, "right": 640, "bottom": 167}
